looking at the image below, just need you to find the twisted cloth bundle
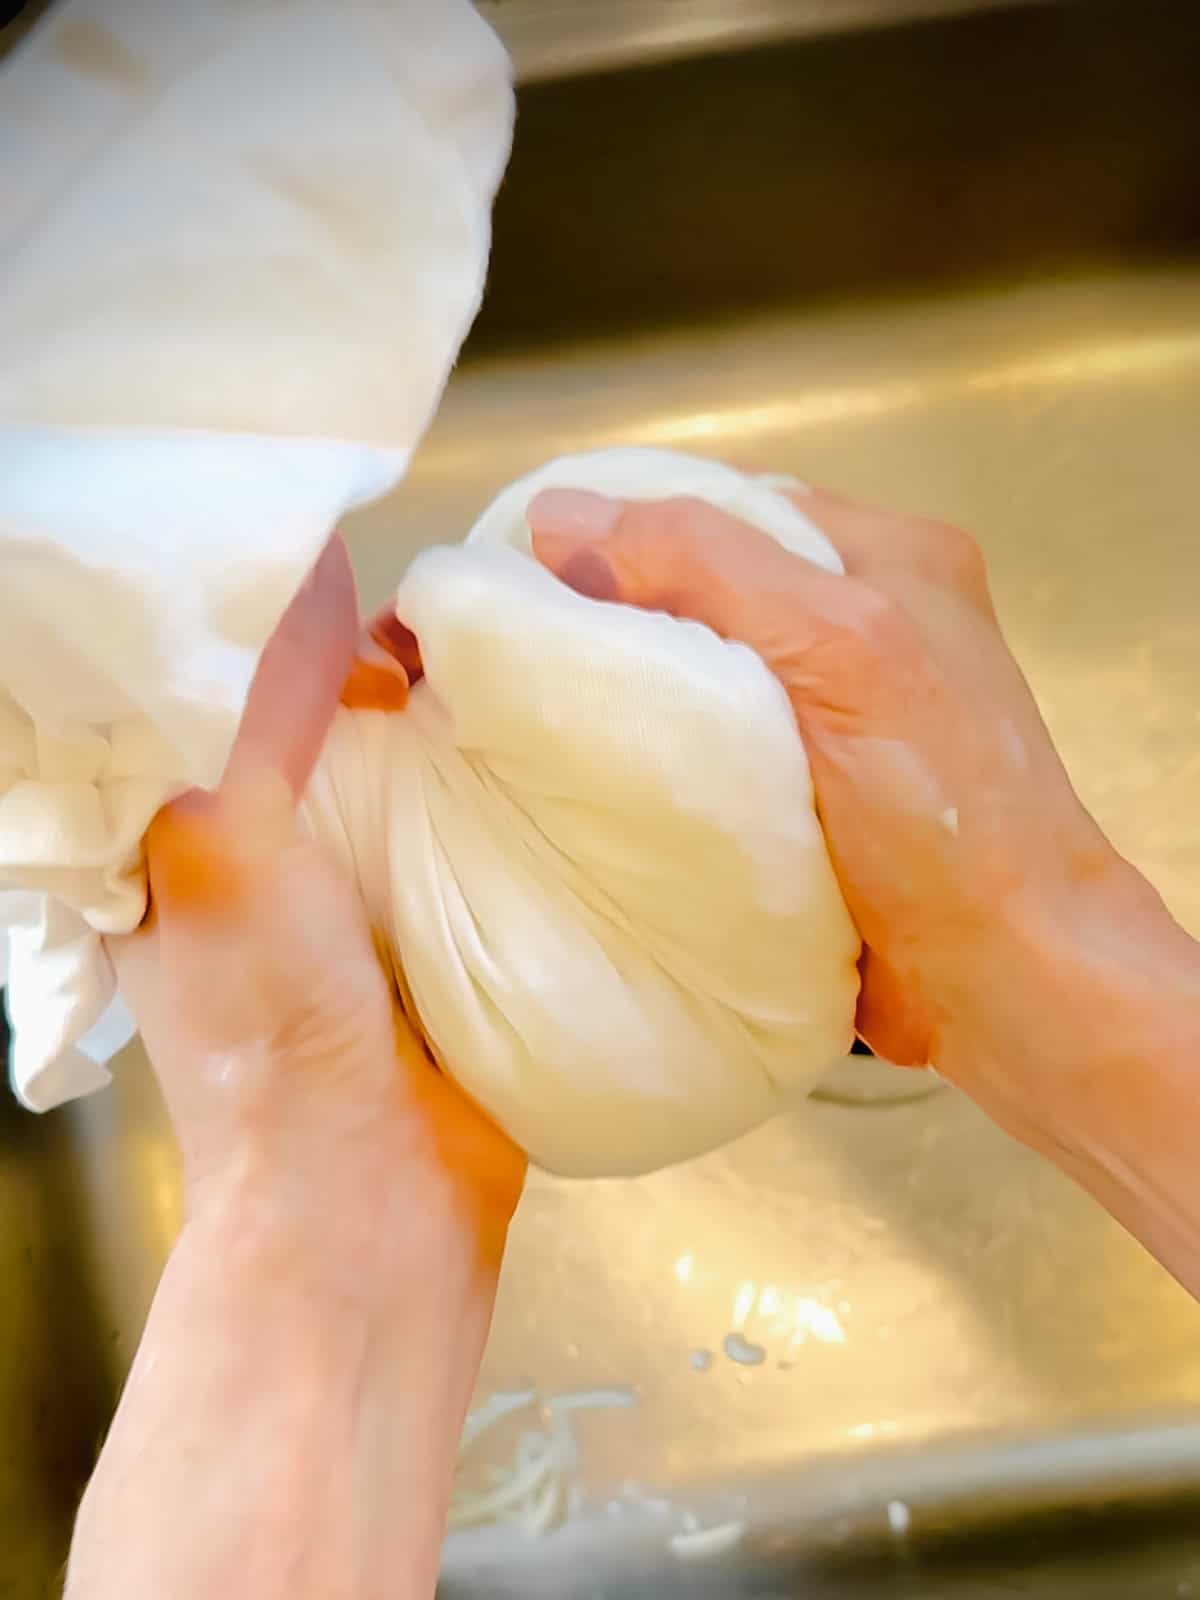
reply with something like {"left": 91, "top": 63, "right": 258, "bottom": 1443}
{"left": 0, "top": 3, "right": 860, "bottom": 1176}
{"left": 305, "top": 448, "right": 861, "bottom": 1176}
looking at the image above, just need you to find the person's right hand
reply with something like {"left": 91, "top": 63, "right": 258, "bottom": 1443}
{"left": 526, "top": 481, "right": 1198, "bottom": 1171}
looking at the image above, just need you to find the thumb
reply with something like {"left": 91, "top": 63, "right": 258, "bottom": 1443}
{"left": 527, "top": 488, "right": 845, "bottom": 672}
{"left": 224, "top": 532, "right": 360, "bottom": 801}
{"left": 149, "top": 534, "right": 360, "bottom": 922}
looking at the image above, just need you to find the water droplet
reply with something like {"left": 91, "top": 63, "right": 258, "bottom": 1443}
{"left": 722, "top": 1332, "right": 767, "bottom": 1366}
{"left": 887, "top": 1500, "right": 911, "bottom": 1536}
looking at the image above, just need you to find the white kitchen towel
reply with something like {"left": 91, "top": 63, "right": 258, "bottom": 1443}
{"left": 0, "top": 0, "right": 514, "bottom": 1107}
{"left": 304, "top": 448, "right": 861, "bottom": 1178}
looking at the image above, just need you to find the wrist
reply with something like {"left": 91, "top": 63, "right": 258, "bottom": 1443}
{"left": 183, "top": 1127, "right": 481, "bottom": 1320}
{"left": 71, "top": 1134, "right": 493, "bottom": 1600}
{"left": 185, "top": 1150, "right": 495, "bottom": 1592}
{"left": 1004, "top": 853, "right": 1200, "bottom": 1294}
{"left": 940, "top": 834, "right": 1200, "bottom": 1160}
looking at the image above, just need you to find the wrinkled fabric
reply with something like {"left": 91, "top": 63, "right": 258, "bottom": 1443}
{"left": 304, "top": 449, "right": 862, "bottom": 1177}
{"left": 0, "top": 10, "right": 861, "bottom": 1175}
{"left": 0, "top": 0, "right": 513, "bottom": 1106}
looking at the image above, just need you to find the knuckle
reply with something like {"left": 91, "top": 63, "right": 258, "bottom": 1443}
{"left": 917, "top": 518, "right": 989, "bottom": 596}
{"left": 632, "top": 495, "right": 716, "bottom": 553}
{"left": 615, "top": 496, "right": 730, "bottom": 591}
{"left": 620, "top": 495, "right": 727, "bottom": 552}
{"left": 838, "top": 580, "right": 919, "bottom": 658}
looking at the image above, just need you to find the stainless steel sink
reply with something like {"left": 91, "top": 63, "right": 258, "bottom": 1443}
{"left": 4, "top": 1, "right": 1200, "bottom": 1594}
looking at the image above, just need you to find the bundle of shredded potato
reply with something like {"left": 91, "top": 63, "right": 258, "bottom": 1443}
{"left": 449, "top": 1387, "right": 636, "bottom": 1538}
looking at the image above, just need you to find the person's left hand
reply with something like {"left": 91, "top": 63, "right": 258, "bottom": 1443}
{"left": 109, "top": 535, "right": 525, "bottom": 1277}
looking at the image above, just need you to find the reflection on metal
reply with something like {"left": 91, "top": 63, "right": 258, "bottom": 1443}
{"left": 414, "top": 307, "right": 1200, "bottom": 480}
{"left": 484, "top": 0, "right": 1070, "bottom": 82}
{"left": 4, "top": 3, "right": 1200, "bottom": 1593}
{"left": 623, "top": 329, "right": 1200, "bottom": 447}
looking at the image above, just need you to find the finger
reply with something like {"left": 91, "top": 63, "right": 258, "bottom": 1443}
{"left": 341, "top": 637, "right": 411, "bottom": 712}
{"left": 223, "top": 532, "right": 360, "bottom": 801}
{"left": 147, "top": 536, "right": 360, "bottom": 923}
{"left": 794, "top": 494, "right": 915, "bottom": 577}
{"left": 528, "top": 488, "right": 847, "bottom": 664}
{"left": 798, "top": 491, "right": 994, "bottom": 614}
{"left": 854, "top": 947, "right": 934, "bottom": 1068}
{"left": 143, "top": 787, "right": 259, "bottom": 918}
{"left": 365, "top": 603, "right": 424, "bottom": 685}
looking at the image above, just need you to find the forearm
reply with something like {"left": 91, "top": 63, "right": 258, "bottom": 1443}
{"left": 66, "top": 1165, "right": 496, "bottom": 1600}
{"left": 1044, "top": 929, "right": 1200, "bottom": 1299}
{"left": 950, "top": 862, "right": 1200, "bottom": 1299}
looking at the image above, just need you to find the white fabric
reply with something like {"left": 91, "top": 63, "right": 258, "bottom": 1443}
{"left": 0, "top": 9, "right": 861, "bottom": 1174}
{"left": 304, "top": 449, "right": 861, "bottom": 1177}
{"left": 0, "top": 0, "right": 513, "bottom": 1104}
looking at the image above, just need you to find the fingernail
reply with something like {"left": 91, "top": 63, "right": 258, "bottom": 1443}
{"left": 529, "top": 526, "right": 620, "bottom": 602}
{"left": 527, "top": 487, "right": 623, "bottom": 540}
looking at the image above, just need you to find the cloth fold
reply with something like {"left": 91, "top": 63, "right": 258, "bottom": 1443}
{"left": 1, "top": 8, "right": 861, "bottom": 1177}
{"left": 303, "top": 449, "right": 861, "bottom": 1178}
{"left": 0, "top": 0, "right": 514, "bottom": 1105}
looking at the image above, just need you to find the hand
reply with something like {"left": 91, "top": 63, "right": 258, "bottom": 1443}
{"left": 70, "top": 537, "right": 524, "bottom": 1600}
{"left": 110, "top": 533, "right": 524, "bottom": 1272}
{"left": 526, "top": 483, "right": 1197, "bottom": 1162}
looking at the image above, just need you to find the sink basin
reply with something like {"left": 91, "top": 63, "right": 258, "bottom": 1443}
{"left": 4, "top": 1, "right": 1200, "bottom": 1594}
